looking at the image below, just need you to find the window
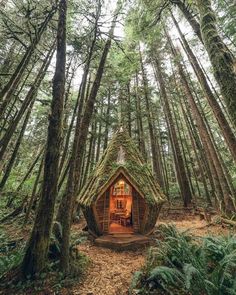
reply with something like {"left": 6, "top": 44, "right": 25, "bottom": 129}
{"left": 113, "top": 179, "right": 131, "bottom": 196}
{"left": 116, "top": 200, "right": 124, "bottom": 209}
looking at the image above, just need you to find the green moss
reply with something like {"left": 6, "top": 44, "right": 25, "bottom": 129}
{"left": 78, "top": 130, "right": 166, "bottom": 206}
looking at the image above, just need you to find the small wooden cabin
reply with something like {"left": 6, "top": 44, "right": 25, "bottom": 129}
{"left": 78, "top": 129, "right": 166, "bottom": 246}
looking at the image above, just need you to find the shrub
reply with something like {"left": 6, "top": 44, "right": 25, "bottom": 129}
{"left": 130, "top": 224, "right": 236, "bottom": 295}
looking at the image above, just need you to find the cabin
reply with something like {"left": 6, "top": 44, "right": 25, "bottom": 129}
{"left": 77, "top": 128, "right": 166, "bottom": 248}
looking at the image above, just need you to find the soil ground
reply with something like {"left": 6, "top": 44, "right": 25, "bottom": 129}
{"left": 0, "top": 212, "right": 234, "bottom": 295}
{"left": 61, "top": 213, "right": 233, "bottom": 295}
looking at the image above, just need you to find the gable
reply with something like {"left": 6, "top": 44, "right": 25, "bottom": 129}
{"left": 77, "top": 130, "right": 166, "bottom": 207}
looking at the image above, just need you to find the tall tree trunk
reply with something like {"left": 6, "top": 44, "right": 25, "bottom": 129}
{"left": 171, "top": 12, "right": 236, "bottom": 163}
{"left": 139, "top": 48, "right": 163, "bottom": 185}
{"left": 153, "top": 57, "right": 193, "bottom": 207}
{"left": 21, "top": 0, "right": 66, "bottom": 276}
{"left": 180, "top": 101, "right": 212, "bottom": 205}
{"left": 23, "top": 154, "right": 44, "bottom": 225}
{"left": 168, "top": 39, "right": 235, "bottom": 213}
{"left": 95, "top": 101, "right": 103, "bottom": 162}
{"left": 196, "top": 0, "right": 236, "bottom": 127}
{"left": 103, "top": 88, "right": 111, "bottom": 151}
{"left": 126, "top": 82, "right": 132, "bottom": 137}
{"left": 0, "top": 5, "right": 57, "bottom": 118}
{"left": 0, "top": 101, "right": 33, "bottom": 190}
{"left": 171, "top": 0, "right": 203, "bottom": 43}
{"left": 17, "top": 147, "right": 44, "bottom": 191}
{"left": 57, "top": 2, "right": 119, "bottom": 273}
{"left": 134, "top": 72, "right": 147, "bottom": 160}
{"left": 0, "top": 44, "right": 55, "bottom": 163}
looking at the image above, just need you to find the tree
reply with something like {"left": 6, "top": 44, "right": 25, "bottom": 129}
{"left": 21, "top": 0, "right": 67, "bottom": 276}
{"left": 196, "top": 0, "right": 236, "bottom": 127}
{"left": 57, "top": 1, "right": 121, "bottom": 273}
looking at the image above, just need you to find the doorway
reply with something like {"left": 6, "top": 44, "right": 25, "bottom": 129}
{"left": 109, "top": 178, "right": 133, "bottom": 233}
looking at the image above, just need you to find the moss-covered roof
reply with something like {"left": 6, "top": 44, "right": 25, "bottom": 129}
{"left": 78, "top": 129, "right": 166, "bottom": 207}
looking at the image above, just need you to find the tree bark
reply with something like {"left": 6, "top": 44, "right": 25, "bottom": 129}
{"left": 103, "top": 88, "right": 111, "bottom": 151}
{"left": 140, "top": 49, "right": 163, "bottom": 186}
{"left": 196, "top": 0, "right": 236, "bottom": 127}
{"left": 134, "top": 72, "right": 147, "bottom": 160}
{"left": 153, "top": 56, "right": 193, "bottom": 207}
{"left": 57, "top": 1, "right": 119, "bottom": 273}
{"left": 171, "top": 0, "right": 203, "bottom": 43}
{"left": 168, "top": 39, "right": 235, "bottom": 213}
{"left": 171, "top": 12, "right": 236, "bottom": 163}
{"left": 21, "top": 0, "right": 66, "bottom": 277}
{"left": 0, "top": 101, "right": 33, "bottom": 190}
{"left": 0, "top": 44, "right": 55, "bottom": 163}
{"left": 0, "top": 5, "right": 57, "bottom": 118}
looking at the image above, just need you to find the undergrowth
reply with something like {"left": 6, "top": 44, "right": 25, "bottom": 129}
{"left": 0, "top": 219, "right": 89, "bottom": 294}
{"left": 130, "top": 224, "right": 236, "bottom": 295}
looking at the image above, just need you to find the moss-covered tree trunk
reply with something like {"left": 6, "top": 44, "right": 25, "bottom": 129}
{"left": 103, "top": 88, "right": 111, "bottom": 151}
{"left": 154, "top": 57, "right": 193, "bottom": 207}
{"left": 196, "top": 0, "right": 236, "bottom": 127}
{"left": 21, "top": 0, "right": 66, "bottom": 277}
{"left": 171, "top": 12, "right": 236, "bottom": 163}
{"left": 169, "top": 41, "right": 235, "bottom": 214}
{"left": 179, "top": 101, "right": 212, "bottom": 205}
{"left": 134, "top": 71, "right": 147, "bottom": 161}
{"left": 139, "top": 48, "right": 163, "bottom": 186}
{"left": 57, "top": 1, "right": 119, "bottom": 273}
{"left": 171, "top": 0, "right": 203, "bottom": 43}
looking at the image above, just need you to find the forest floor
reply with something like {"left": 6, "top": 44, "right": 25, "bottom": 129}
{"left": 0, "top": 211, "right": 234, "bottom": 295}
{"left": 61, "top": 212, "right": 232, "bottom": 295}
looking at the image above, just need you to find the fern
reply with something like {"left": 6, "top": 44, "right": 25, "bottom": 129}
{"left": 130, "top": 225, "right": 236, "bottom": 295}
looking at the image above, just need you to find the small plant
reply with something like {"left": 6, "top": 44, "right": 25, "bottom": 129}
{"left": 130, "top": 224, "right": 236, "bottom": 295}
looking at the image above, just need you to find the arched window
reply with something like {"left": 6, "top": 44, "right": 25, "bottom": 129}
{"left": 113, "top": 179, "right": 131, "bottom": 196}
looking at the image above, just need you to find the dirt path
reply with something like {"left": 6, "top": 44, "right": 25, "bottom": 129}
{"left": 71, "top": 243, "right": 145, "bottom": 295}
{"left": 66, "top": 215, "right": 233, "bottom": 295}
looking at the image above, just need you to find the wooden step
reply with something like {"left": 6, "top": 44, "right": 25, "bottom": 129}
{"left": 95, "top": 234, "right": 150, "bottom": 250}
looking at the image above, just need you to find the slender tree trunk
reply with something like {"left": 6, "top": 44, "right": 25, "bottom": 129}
{"left": 171, "top": 13, "right": 236, "bottom": 163}
{"left": 0, "top": 101, "right": 33, "bottom": 190}
{"left": 81, "top": 126, "right": 94, "bottom": 187}
{"left": 153, "top": 57, "right": 193, "bottom": 207}
{"left": 103, "top": 88, "right": 111, "bottom": 151}
{"left": 126, "top": 82, "right": 132, "bottom": 137}
{"left": 17, "top": 147, "right": 44, "bottom": 191}
{"left": 0, "top": 61, "right": 35, "bottom": 135}
{"left": 196, "top": 0, "right": 236, "bottom": 127}
{"left": 134, "top": 72, "right": 147, "bottom": 160}
{"left": 180, "top": 101, "right": 212, "bottom": 205}
{"left": 21, "top": 0, "right": 66, "bottom": 276}
{"left": 0, "top": 5, "right": 57, "bottom": 118}
{"left": 0, "top": 44, "right": 55, "bottom": 163}
{"left": 139, "top": 48, "right": 163, "bottom": 185}
{"left": 89, "top": 120, "right": 97, "bottom": 174}
{"left": 95, "top": 102, "right": 103, "bottom": 162}
{"left": 23, "top": 154, "right": 44, "bottom": 225}
{"left": 171, "top": 0, "right": 203, "bottom": 43}
{"left": 168, "top": 40, "right": 235, "bottom": 213}
{"left": 57, "top": 2, "right": 119, "bottom": 273}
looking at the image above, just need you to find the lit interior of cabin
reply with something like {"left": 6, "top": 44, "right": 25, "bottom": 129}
{"left": 109, "top": 178, "right": 133, "bottom": 233}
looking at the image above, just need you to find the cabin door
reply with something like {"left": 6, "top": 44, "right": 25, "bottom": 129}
{"left": 109, "top": 178, "right": 134, "bottom": 233}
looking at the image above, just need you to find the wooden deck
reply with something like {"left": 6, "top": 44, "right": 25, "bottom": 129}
{"left": 94, "top": 234, "right": 150, "bottom": 250}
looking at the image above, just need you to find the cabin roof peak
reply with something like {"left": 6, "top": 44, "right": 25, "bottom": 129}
{"left": 78, "top": 130, "right": 166, "bottom": 207}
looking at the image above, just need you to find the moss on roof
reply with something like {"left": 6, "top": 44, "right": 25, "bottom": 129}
{"left": 78, "top": 129, "right": 166, "bottom": 207}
